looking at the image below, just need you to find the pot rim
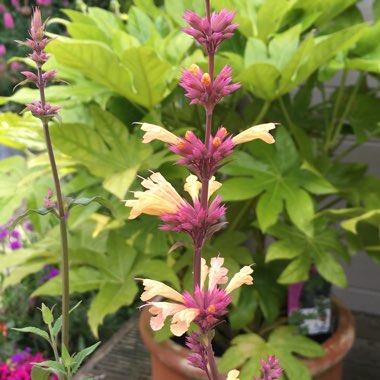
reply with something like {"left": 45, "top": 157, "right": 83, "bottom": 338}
{"left": 302, "top": 296, "right": 355, "bottom": 376}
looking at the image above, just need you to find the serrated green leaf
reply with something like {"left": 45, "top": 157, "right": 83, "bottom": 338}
{"left": 71, "top": 342, "right": 101, "bottom": 374}
{"left": 266, "top": 240, "right": 301, "bottom": 262}
{"left": 238, "top": 63, "right": 281, "bottom": 101}
{"left": 277, "top": 254, "right": 312, "bottom": 284}
{"left": 12, "top": 327, "right": 50, "bottom": 342}
{"left": 32, "top": 267, "right": 102, "bottom": 296}
{"left": 274, "top": 350, "right": 311, "bottom": 380}
{"left": 257, "top": 190, "right": 283, "bottom": 232}
{"left": 132, "top": 259, "right": 179, "bottom": 290}
{"left": 257, "top": 0, "right": 294, "bottom": 41}
{"left": 88, "top": 280, "right": 138, "bottom": 337}
{"left": 41, "top": 303, "right": 54, "bottom": 325}
{"left": 284, "top": 188, "right": 314, "bottom": 235}
{"left": 67, "top": 196, "right": 113, "bottom": 211}
{"left": 314, "top": 250, "right": 347, "bottom": 287}
{"left": 121, "top": 47, "right": 174, "bottom": 109}
{"left": 220, "top": 178, "right": 263, "bottom": 201}
{"left": 31, "top": 366, "right": 51, "bottom": 380}
{"left": 50, "top": 107, "right": 151, "bottom": 198}
{"left": 61, "top": 344, "right": 71, "bottom": 367}
{"left": 33, "top": 361, "right": 66, "bottom": 375}
{"left": 218, "top": 333, "right": 266, "bottom": 373}
{"left": 269, "top": 326, "right": 325, "bottom": 357}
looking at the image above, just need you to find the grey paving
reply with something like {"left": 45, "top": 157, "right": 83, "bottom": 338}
{"left": 75, "top": 312, "right": 380, "bottom": 380}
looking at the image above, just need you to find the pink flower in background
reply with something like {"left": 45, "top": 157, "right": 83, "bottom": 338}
{"left": 0, "top": 44, "right": 6, "bottom": 56}
{"left": 183, "top": 9, "right": 238, "bottom": 54}
{"left": 0, "top": 348, "right": 59, "bottom": 380}
{"left": 10, "top": 62, "right": 23, "bottom": 71}
{"left": 0, "top": 5, "right": 6, "bottom": 13}
{"left": 11, "top": 0, "right": 20, "bottom": 10}
{"left": 3, "top": 12, "right": 15, "bottom": 29}
{"left": 36, "top": 0, "right": 52, "bottom": 6}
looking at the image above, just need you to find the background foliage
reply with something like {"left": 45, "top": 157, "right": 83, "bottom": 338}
{"left": 1, "top": 0, "right": 380, "bottom": 379}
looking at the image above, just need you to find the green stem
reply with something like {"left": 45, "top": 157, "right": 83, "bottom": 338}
{"left": 330, "top": 72, "right": 364, "bottom": 151}
{"left": 278, "top": 97, "right": 305, "bottom": 153}
{"left": 325, "top": 70, "right": 348, "bottom": 152}
{"left": 37, "top": 66, "right": 70, "bottom": 354}
{"left": 49, "top": 325, "right": 60, "bottom": 363}
{"left": 253, "top": 101, "right": 271, "bottom": 125}
{"left": 228, "top": 200, "right": 253, "bottom": 231}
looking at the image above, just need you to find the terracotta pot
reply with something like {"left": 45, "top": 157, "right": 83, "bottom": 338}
{"left": 139, "top": 297, "right": 355, "bottom": 380}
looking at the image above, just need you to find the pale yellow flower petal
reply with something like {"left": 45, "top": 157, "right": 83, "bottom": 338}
{"left": 184, "top": 175, "right": 222, "bottom": 201}
{"left": 208, "top": 257, "right": 228, "bottom": 291}
{"left": 148, "top": 302, "right": 186, "bottom": 331}
{"left": 139, "top": 123, "right": 180, "bottom": 145}
{"left": 209, "top": 177, "right": 222, "bottom": 198}
{"left": 232, "top": 123, "right": 276, "bottom": 145}
{"left": 141, "top": 279, "right": 184, "bottom": 303}
{"left": 200, "top": 258, "right": 209, "bottom": 290}
{"left": 125, "top": 172, "right": 185, "bottom": 219}
{"left": 227, "top": 369, "right": 240, "bottom": 380}
{"left": 184, "top": 175, "right": 202, "bottom": 200}
{"left": 225, "top": 266, "right": 254, "bottom": 294}
{"left": 170, "top": 308, "right": 200, "bottom": 336}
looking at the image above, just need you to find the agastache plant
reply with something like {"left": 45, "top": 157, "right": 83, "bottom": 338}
{"left": 125, "top": 1, "right": 282, "bottom": 379}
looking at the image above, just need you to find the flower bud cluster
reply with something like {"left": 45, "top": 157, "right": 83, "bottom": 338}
{"left": 170, "top": 127, "right": 234, "bottom": 179}
{"left": 18, "top": 8, "right": 60, "bottom": 119}
{"left": 180, "top": 63, "right": 240, "bottom": 114}
{"left": 183, "top": 9, "right": 238, "bottom": 55}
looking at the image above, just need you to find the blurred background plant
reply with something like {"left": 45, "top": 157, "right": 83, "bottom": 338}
{"left": 0, "top": 0, "right": 379, "bottom": 379}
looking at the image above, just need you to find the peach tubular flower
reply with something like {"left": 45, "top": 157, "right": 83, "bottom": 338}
{"left": 125, "top": 172, "right": 185, "bottom": 219}
{"left": 227, "top": 369, "right": 240, "bottom": 380}
{"left": 140, "top": 279, "right": 184, "bottom": 303}
{"left": 232, "top": 123, "right": 276, "bottom": 145}
{"left": 208, "top": 257, "right": 228, "bottom": 290}
{"left": 139, "top": 123, "right": 180, "bottom": 145}
{"left": 140, "top": 257, "right": 254, "bottom": 336}
{"left": 225, "top": 265, "right": 254, "bottom": 294}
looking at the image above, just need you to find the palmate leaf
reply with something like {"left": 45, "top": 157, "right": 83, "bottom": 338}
{"left": 220, "top": 128, "right": 336, "bottom": 234}
{"left": 47, "top": 37, "right": 174, "bottom": 109}
{"left": 31, "top": 228, "right": 176, "bottom": 336}
{"left": 220, "top": 326, "right": 324, "bottom": 380}
{"left": 50, "top": 106, "right": 152, "bottom": 198}
{"left": 267, "top": 219, "right": 347, "bottom": 287}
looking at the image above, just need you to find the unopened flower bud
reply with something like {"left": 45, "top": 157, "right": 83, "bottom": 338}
{"left": 21, "top": 71, "right": 38, "bottom": 83}
{"left": 29, "top": 51, "right": 49, "bottom": 65}
{"left": 212, "top": 137, "right": 221, "bottom": 147}
{"left": 185, "top": 130, "right": 195, "bottom": 140}
{"left": 201, "top": 73, "right": 211, "bottom": 87}
{"left": 42, "top": 69, "right": 57, "bottom": 83}
{"left": 189, "top": 64, "right": 201, "bottom": 76}
{"left": 30, "top": 8, "right": 44, "bottom": 41}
